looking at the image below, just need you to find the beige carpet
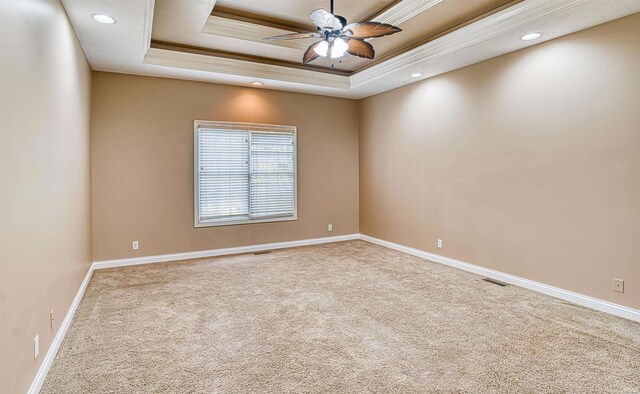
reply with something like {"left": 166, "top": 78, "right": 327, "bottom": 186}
{"left": 42, "top": 240, "right": 639, "bottom": 393}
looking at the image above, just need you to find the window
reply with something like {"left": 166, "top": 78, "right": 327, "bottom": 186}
{"left": 194, "top": 121, "right": 297, "bottom": 227}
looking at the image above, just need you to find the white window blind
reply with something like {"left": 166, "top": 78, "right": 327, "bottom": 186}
{"left": 250, "top": 131, "right": 295, "bottom": 219}
{"left": 195, "top": 121, "right": 297, "bottom": 227}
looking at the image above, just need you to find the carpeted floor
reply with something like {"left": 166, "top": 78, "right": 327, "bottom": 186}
{"left": 42, "top": 240, "right": 640, "bottom": 393}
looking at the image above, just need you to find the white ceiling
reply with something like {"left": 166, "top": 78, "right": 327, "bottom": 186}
{"left": 61, "top": 0, "right": 640, "bottom": 99}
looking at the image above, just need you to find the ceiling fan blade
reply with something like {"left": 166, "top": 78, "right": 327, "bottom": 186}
{"left": 310, "top": 8, "right": 343, "bottom": 30}
{"left": 303, "top": 41, "right": 323, "bottom": 64}
{"left": 345, "top": 38, "right": 375, "bottom": 59}
{"left": 264, "top": 32, "right": 321, "bottom": 41}
{"left": 342, "top": 22, "right": 402, "bottom": 39}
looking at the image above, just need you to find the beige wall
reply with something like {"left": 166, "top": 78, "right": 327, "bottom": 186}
{"left": 1, "top": 7, "right": 637, "bottom": 392}
{"left": 0, "top": 0, "right": 93, "bottom": 392}
{"left": 359, "top": 13, "right": 640, "bottom": 309}
{"left": 91, "top": 72, "right": 359, "bottom": 261}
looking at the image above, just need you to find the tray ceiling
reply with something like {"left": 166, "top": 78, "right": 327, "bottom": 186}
{"left": 153, "top": 0, "right": 518, "bottom": 72}
{"left": 61, "top": 0, "right": 640, "bottom": 99}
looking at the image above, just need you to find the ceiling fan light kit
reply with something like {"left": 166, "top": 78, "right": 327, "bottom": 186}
{"left": 265, "top": 0, "right": 401, "bottom": 66}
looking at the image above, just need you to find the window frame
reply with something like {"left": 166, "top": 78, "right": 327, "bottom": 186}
{"left": 193, "top": 120, "right": 298, "bottom": 228}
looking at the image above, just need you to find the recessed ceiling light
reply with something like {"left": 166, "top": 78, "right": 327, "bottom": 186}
{"left": 251, "top": 81, "right": 263, "bottom": 86}
{"left": 91, "top": 14, "right": 116, "bottom": 24}
{"left": 410, "top": 73, "right": 423, "bottom": 78}
{"left": 520, "top": 32, "right": 542, "bottom": 41}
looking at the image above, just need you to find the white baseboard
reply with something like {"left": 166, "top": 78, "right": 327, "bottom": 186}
{"left": 359, "top": 234, "right": 640, "bottom": 322}
{"left": 92, "top": 234, "right": 360, "bottom": 270}
{"left": 28, "top": 233, "right": 358, "bottom": 392}
{"left": 27, "top": 232, "right": 638, "bottom": 393}
{"left": 28, "top": 263, "right": 95, "bottom": 394}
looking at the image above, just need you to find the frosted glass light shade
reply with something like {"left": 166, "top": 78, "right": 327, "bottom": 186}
{"left": 314, "top": 41, "right": 329, "bottom": 57}
{"left": 330, "top": 38, "right": 348, "bottom": 58}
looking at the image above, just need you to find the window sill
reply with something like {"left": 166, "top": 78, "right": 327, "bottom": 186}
{"left": 194, "top": 215, "right": 297, "bottom": 228}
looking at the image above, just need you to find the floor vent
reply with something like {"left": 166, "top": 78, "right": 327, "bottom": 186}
{"left": 482, "top": 278, "right": 508, "bottom": 287}
{"left": 253, "top": 250, "right": 272, "bottom": 255}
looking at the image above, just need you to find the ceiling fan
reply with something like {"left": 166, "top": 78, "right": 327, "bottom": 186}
{"left": 265, "top": 0, "right": 402, "bottom": 65}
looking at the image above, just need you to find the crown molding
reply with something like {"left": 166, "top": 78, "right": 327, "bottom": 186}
{"left": 61, "top": 0, "right": 634, "bottom": 98}
{"left": 142, "top": 0, "right": 626, "bottom": 95}
{"left": 143, "top": 46, "right": 350, "bottom": 89}
{"left": 203, "top": 13, "right": 316, "bottom": 51}
{"left": 150, "top": 41, "right": 350, "bottom": 76}
{"left": 142, "top": 0, "right": 155, "bottom": 55}
{"left": 372, "top": 0, "right": 443, "bottom": 25}
{"left": 350, "top": 0, "right": 590, "bottom": 89}
{"left": 202, "top": 0, "right": 445, "bottom": 53}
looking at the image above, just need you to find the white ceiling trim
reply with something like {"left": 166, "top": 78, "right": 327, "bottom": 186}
{"left": 202, "top": 15, "right": 314, "bottom": 51}
{"left": 142, "top": 0, "right": 155, "bottom": 54}
{"left": 201, "top": 0, "right": 442, "bottom": 52}
{"left": 62, "top": 0, "right": 640, "bottom": 99}
{"left": 351, "top": 0, "right": 590, "bottom": 89}
{"left": 145, "top": 0, "right": 596, "bottom": 92}
{"left": 143, "top": 47, "right": 350, "bottom": 89}
{"left": 372, "top": 0, "right": 443, "bottom": 26}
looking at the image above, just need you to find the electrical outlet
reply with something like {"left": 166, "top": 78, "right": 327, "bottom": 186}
{"left": 132, "top": 241, "right": 139, "bottom": 250}
{"left": 613, "top": 278, "right": 624, "bottom": 293}
{"left": 50, "top": 310, "right": 54, "bottom": 331}
{"left": 34, "top": 335, "right": 39, "bottom": 359}
{"left": 328, "top": 224, "right": 333, "bottom": 232}
{"left": 437, "top": 239, "right": 443, "bottom": 249}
